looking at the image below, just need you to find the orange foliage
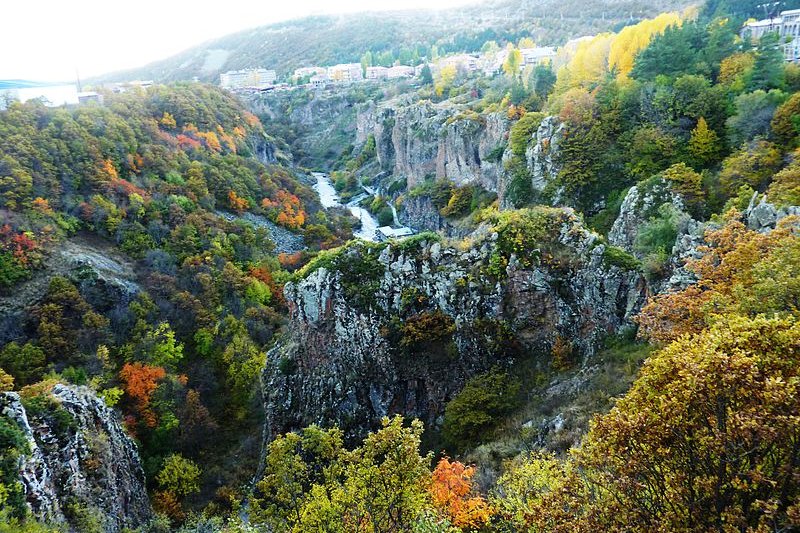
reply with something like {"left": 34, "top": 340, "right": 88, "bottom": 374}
{"left": 243, "top": 111, "right": 261, "bottom": 128}
{"left": 228, "top": 190, "right": 249, "bottom": 213}
{"left": 262, "top": 190, "right": 306, "bottom": 229}
{"left": 249, "top": 266, "right": 285, "bottom": 306}
{"left": 232, "top": 125, "right": 247, "bottom": 139}
{"left": 176, "top": 134, "right": 201, "bottom": 150}
{"left": 107, "top": 177, "right": 148, "bottom": 199}
{"left": 119, "top": 362, "right": 166, "bottom": 428}
{"left": 97, "top": 158, "right": 119, "bottom": 182}
{"left": 197, "top": 130, "right": 222, "bottom": 152}
{"left": 637, "top": 214, "right": 797, "bottom": 343}
{"left": 430, "top": 457, "right": 493, "bottom": 529}
{"left": 31, "top": 197, "right": 54, "bottom": 215}
{"left": 278, "top": 252, "right": 304, "bottom": 270}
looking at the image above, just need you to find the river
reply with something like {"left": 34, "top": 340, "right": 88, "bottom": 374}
{"left": 312, "top": 172, "right": 379, "bottom": 242}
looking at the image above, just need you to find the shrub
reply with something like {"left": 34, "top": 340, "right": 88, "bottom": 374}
{"left": 602, "top": 245, "right": 641, "bottom": 271}
{"left": 442, "top": 369, "right": 521, "bottom": 451}
{"left": 400, "top": 310, "right": 456, "bottom": 348}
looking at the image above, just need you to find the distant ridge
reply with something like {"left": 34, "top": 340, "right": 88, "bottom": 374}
{"left": 90, "top": 0, "right": 694, "bottom": 84}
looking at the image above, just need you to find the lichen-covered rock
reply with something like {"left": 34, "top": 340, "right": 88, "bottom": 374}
{"left": 525, "top": 116, "right": 564, "bottom": 195}
{"left": 356, "top": 98, "right": 509, "bottom": 192}
{"left": 0, "top": 385, "right": 152, "bottom": 531}
{"left": 265, "top": 209, "right": 646, "bottom": 441}
{"left": 745, "top": 193, "right": 800, "bottom": 232}
{"left": 608, "top": 177, "right": 686, "bottom": 254}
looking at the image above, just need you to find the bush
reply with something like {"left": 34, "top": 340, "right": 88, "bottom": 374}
{"left": 602, "top": 245, "right": 641, "bottom": 271}
{"left": 442, "top": 369, "right": 521, "bottom": 451}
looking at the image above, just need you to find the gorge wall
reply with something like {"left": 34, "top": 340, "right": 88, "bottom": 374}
{"left": 264, "top": 208, "right": 646, "bottom": 441}
{"left": 1, "top": 385, "right": 152, "bottom": 531}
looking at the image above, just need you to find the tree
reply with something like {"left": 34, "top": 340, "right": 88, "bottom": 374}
{"left": 442, "top": 369, "right": 521, "bottom": 450}
{"left": 771, "top": 91, "right": 800, "bottom": 147}
{"left": 768, "top": 158, "right": 800, "bottom": 206}
{"left": 608, "top": 12, "right": 681, "bottom": 79}
{"left": 576, "top": 315, "right": 800, "bottom": 531}
{"left": 688, "top": 117, "right": 721, "bottom": 168}
{"left": 430, "top": 458, "right": 492, "bottom": 529}
{"left": 748, "top": 32, "right": 786, "bottom": 92}
{"left": 119, "top": 362, "right": 166, "bottom": 428}
{"left": 157, "top": 454, "right": 201, "bottom": 497}
{"left": 719, "top": 140, "right": 782, "bottom": 195}
{"left": 0, "top": 342, "right": 45, "bottom": 386}
{"left": 638, "top": 217, "right": 799, "bottom": 343}
{"left": 420, "top": 64, "right": 433, "bottom": 86}
{"left": 435, "top": 65, "right": 457, "bottom": 97}
{"left": 503, "top": 47, "right": 522, "bottom": 77}
{"left": 726, "top": 89, "right": 786, "bottom": 148}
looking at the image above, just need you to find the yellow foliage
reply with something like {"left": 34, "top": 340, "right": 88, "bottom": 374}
{"left": 608, "top": 12, "right": 681, "bottom": 79}
{"left": 435, "top": 64, "right": 458, "bottom": 97}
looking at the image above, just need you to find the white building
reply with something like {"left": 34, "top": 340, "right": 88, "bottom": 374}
{"left": 375, "top": 226, "right": 415, "bottom": 241}
{"left": 743, "top": 9, "right": 800, "bottom": 62}
{"left": 387, "top": 65, "right": 415, "bottom": 79}
{"left": 520, "top": 47, "right": 556, "bottom": 66}
{"left": 310, "top": 74, "right": 330, "bottom": 88}
{"left": 327, "top": 63, "right": 363, "bottom": 83}
{"left": 366, "top": 66, "right": 389, "bottom": 80}
{"left": 220, "top": 68, "right": 277, "bottom": 90}
{"left": 437, "top": 54, "right": 480, "bottom": 73}
{"left": 293, "top": 66, "right": 327, "bottom": 80}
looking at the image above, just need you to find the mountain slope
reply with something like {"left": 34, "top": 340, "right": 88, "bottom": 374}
{"left": 93, "top": 0, "right": 694, "bottom": 83}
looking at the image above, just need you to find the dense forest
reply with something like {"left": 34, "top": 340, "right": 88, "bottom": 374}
{"left": 2, "top": 0, "right": 800, "bottom": 531}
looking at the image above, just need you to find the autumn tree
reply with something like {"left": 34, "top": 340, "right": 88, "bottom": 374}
{"left": 435, "top": 65, "right": 458, "bottom": 97}
{"left": 771, "top": 91, "right": 800, "bottom": 147}
{"left": 687, "top": 117, "right": 721, "bottom": 168}
{"left": 119, "top": 362, "right": 166, "bottom": 428}
{"left": 638, "top": 216, "right": 799, "bottom": 343}
{"left": 576, "top": 315, "right": 800, "bottom": 531}
{"left": 718, "top": 140, "right": 782, "bottom": 195}
{"left": 503, "top": 47, "right": 522, "bottom": 78}
{"left": 608, "top": 12, "right": 681, "bottom": 79}
{"left": 430, "top": 458, "right": 492, "bottom": 530}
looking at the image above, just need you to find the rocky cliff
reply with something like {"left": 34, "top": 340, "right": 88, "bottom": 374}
{"left": 0, "top": 385, "right": 152, "bottom": 531}
{"left": 357, "top": 98, "right": 510, "bottom": 192}
{"left": 264, "top": 208, "right": 646, "bottom": 441}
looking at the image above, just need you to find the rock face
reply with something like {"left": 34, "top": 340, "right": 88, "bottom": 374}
{"left": 745, "top": 193, "right": 800, "bottom": 232}
{"left": 608, "top": 178, "right": 687, "bottom": 254}
{"left": 264, "top": 209, "right": 646, "bottom": 441}
{"left": 0, "top": 385, "right": 152, "bottom": 531}
{"left": 357, "top": 98, "right": 510, "bottom": 192}
{"left": 525, "top": 116, "right": 564, "bottom": 196}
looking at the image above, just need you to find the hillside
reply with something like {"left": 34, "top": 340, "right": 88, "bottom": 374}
{"left": 93, "top": 0, "right": 694, "bottom": 83}
{"left": 3, "top": 0, "right": 800, "bottom": 531}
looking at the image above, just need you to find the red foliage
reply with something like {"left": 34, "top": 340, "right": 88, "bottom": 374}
{"left": 249, "top": 266, "right": 285, "bottom": 306}
{"left": 119, "top": 362, "right": 166, "bottom": 428}
{"left": 0, "top": 225, "right": 38, "bottom": 265}
{"left": 176, "top": 134, "right": 202, "bottom": 150}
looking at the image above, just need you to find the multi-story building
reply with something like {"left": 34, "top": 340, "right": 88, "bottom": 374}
{"left": 327, "top": 63, "right": 364, "bottom": 83}
{"left": 220, "top": 68, "right": 277, "bottom": 90}
{"left": 293, "top": 66, "right": 327, "bottom": 80}
{"left": 437, "top": 54, "right": 480, "bottom": 74}
{"left": 366, "top": 66, "right": 389, "bottom": 80}
{"left": 387, "top": 65, "right": 415, "bottom": 79}
{"left": 743, "top": 9, "right": 800, "bottom": 62}
{"left": 520, "top": 47, "right": 557, "bottom": 66}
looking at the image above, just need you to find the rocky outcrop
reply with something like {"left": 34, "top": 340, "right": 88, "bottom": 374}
{"left": 526, "top": 116, "right": 564, "bottom": 196}
{"left": 608, "top": 178, "right": 687, "bottom": 254}
{"left": 265, "top": 209, "right": 646, "bottom": 441}
{"left": 356, "top": 99, "right": 510, "bottom": 192}
{"left": 745, "top": 193, "right": 800, "bottom": 232}
{"left": 0, "top": 385, "right": 152, "bottom": 531}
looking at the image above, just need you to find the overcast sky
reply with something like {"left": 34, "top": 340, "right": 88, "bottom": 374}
{"left": 2, "top": 0, "right": 474, "bottom": 82}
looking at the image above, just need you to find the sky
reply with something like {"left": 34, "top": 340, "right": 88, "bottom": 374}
{"left": 2, "top": 0, "right": 474, "bottom": 82}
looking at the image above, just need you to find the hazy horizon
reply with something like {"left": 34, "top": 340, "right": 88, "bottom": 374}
{"left": 2, "top": 0, "right": 475, "bottom": 82}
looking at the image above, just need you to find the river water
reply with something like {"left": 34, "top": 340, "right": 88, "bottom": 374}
{"left": 312, "top": 172, "right": 379, "bottom": 242}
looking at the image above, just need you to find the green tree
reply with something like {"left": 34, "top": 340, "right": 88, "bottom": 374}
{"left": 748, "top": 32, "right": 786, "bottom": 92}
{"left": 688, "top": 117, "right": 721, "bottom": 168}
{"left": 503, "top": 48, "right": 522, "bottom": 78}
{"left": 157, "top": 454, "right": 201, "bottom": 498}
